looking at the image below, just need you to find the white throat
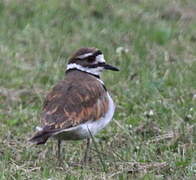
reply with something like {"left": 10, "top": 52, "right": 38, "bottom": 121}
{"left": 66, "top": 63, "right": 104, "bottom": 76}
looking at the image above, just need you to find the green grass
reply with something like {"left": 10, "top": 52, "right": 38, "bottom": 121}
{"left": 0, "top": 0, "right": 196, "bottom": 179}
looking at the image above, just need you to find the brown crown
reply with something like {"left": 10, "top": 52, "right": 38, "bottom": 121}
{"left": 68, "top": 47, "right": 100, "bottom": 64}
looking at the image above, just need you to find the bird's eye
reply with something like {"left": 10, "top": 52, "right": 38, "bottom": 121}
{"left": 87, "top": 56, "right": 95, "bottom": 63}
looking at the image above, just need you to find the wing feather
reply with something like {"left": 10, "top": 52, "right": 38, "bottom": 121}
{"left": 41, "top": 72, "right": 109, "bottom": 131}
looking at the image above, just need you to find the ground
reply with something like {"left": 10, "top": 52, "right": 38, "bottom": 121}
{"left": 0, "top": 0, "right": 196, "bottom": 179}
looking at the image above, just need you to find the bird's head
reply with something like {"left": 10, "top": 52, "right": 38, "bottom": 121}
{"left": 66, "top": 47, "right": 119, "bottom": 76}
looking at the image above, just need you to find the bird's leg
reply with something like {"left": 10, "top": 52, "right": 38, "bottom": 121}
{"left": 57, "top": 139, "right": 61, "bottom": 164}
{"left": 83, "top": 138, "right": 91, "bottom": 165}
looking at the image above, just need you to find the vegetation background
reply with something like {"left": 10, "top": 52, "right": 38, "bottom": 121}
{"left": 0, "top": 0, "right": 195, "bottom": 179}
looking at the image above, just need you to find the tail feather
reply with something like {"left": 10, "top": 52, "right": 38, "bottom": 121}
{"left": 29, "top": 130, "right": 53, "bottom": 145}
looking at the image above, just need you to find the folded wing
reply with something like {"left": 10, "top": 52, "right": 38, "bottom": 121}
{"left": 30, "top": 73, "right": 109, "bottom": 144}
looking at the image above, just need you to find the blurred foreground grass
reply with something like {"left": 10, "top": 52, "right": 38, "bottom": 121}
{"left": 0, "top": 0, "right": 196, "bottom": 179}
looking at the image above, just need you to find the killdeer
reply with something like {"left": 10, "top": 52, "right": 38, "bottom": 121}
{"left": 30, "top": 47, "right": 119, "bottom": 163}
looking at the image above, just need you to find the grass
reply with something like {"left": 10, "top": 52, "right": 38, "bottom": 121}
{"left": 0, "top": 0, "right": 196, "bottom": 179}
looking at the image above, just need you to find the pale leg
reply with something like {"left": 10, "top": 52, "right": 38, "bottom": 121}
{"left": 83, "top": 138, "right": 91, "bottom": 164}
{"left": 57, "top": 139, "right": 61, "bottom": 163}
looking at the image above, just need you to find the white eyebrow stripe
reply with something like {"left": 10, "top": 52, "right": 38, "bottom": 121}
{"left": 96, "top": 54, "right": 105, "bottom": 63}
{"left": 77, "top": 53, "right": 93, "bottom": 59}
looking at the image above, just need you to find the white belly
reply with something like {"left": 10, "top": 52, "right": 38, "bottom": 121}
{"left": 53, "top": 92, "right": 115, "bottom": 140}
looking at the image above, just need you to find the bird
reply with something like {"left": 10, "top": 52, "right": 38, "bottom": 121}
{"left": 29, "top": 47, "right": 119, "bottom": 163}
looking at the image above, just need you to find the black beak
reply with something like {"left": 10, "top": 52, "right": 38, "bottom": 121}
{"left": 100, "top": 63, "right": 119, "bottom": 71}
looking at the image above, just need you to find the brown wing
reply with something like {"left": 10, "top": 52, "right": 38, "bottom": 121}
{"left": 41, "top": 71, "right": 109, "bottom": 131}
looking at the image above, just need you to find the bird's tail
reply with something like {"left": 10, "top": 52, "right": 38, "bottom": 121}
{"left": 29, "top": 130, "right": 54, "bottom": 145}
